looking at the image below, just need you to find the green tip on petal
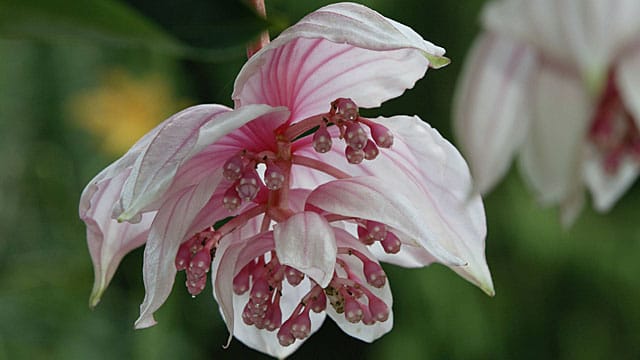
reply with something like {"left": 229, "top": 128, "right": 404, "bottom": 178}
{"left": 482, "top": 284, "right": 496, "bottom": 297}
{"left": 89, "top": 287, "right": 105, "bottom": 309}
{"left": 425, "top": 53, "right": 451, "bottom": 69}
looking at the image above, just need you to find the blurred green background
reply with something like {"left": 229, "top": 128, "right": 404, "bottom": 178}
{"left": 1, "top": 0, "right": 640, "bottom": 359}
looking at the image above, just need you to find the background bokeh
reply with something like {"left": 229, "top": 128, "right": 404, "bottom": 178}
{"left": 1, "top": 0, "right": 639, "bottom": 359}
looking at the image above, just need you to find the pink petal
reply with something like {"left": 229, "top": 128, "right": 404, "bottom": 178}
{"left": 273, "top": 212, "right": 337, "bottom": 287}
{"left": 234, "top": 2, "right": 447, "bottom": 120}
{"left": 134, "top": 169, "right": 222, "bottom": 329}
{"left": 519, "top": 63, "right": 590, "bottom": 206}
{"left": 453, "top": 32, "right": 536, "bottom": 194}
{"left": 80, "top": 167, "right": 154, "bottom": 307}
{"left": 328, "top": 228, "right": 393, "bottom": 342}
{"left": 118, "top": 104, "right": 289, "bottom": 221}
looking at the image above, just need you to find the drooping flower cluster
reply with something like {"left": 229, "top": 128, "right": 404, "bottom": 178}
{"left": 80, "top": 3, "right": 493, "bottom": 358}
{"left": 454, "top": 0, "right": 640, "bottom": 224}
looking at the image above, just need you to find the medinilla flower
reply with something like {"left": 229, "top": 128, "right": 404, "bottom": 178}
{"left": 454, "top": 0, "right": 640, "bottom": 224}
{"left": 80, "top": 2, "right": 493, "bottom": 358}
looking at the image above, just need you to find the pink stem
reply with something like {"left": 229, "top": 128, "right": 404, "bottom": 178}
{"left": 291, "top": 155, "right": 351, "bottom": 179}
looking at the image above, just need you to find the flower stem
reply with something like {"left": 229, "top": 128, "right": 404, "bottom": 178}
{"left": 247, "top": 0, "right": 270, "bottom": 58}
{"left": 291, "top": 155, "right": 351, "bottom": 179}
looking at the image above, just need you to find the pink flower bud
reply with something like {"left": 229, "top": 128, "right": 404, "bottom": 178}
{"left": 312, "top": 125, "right": 333, "bottom": 153}
{"left": 345, "top": 145, "right": 365, "bottom": 164}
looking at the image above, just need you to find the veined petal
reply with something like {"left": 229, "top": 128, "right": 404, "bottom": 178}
{"left": 370, "top": 115, "right": 493, "bottom": 295}
{"left": 233, "top": 2, "right": 446, "bottom": 120}
{"left": 134, "top": 169, "right": 222, "bottom": 329}
{"left": 273, "top": 212, "right": 337, "bottom": 287}
{"left": 519, "top": 62, "right": 590, "bottom": 206}
{"left": 330, "top": 228, "right": 393, "bottom": 342}
{"left": 453, "top": 32, "right": 536, "bottom": 194}
{"left": 306, "top": 176, "right": 465, "bottom": 267}
{"left": 212, "top": 224, "right": 270, "bottom": 347}
{"left": 80, "top": 167, "right": 155, "bottom": 307}
{"left": 118, "top": 104, "right": 289, "bottom": 221}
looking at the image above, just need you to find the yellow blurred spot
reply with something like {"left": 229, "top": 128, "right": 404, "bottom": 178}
{"left": 68, "top": 68, "right": 189, "bottom": 155}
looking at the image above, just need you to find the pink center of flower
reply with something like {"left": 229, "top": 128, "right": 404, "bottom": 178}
{"left": 174, "top": 98, "right": 398, "bottom": 345}
{"left": 588, "top": 70, "right": 640, "bottom": 174}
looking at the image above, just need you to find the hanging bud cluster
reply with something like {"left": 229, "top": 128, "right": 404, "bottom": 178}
{"left": 232, "top": 252, "right": 329, "bottom": 346}
{"left": 325, "top": 251, "right": 390, "bottom": 325}
{"left": 175, "top": 229, "right": 218, "bottom": 296}
{"left": 311, "top": 98, "right": 395, "bottom": 164}
{"left": 221, "top": 151, "right": 287, "bottom": 211}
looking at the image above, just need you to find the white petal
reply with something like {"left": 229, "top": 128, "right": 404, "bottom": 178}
{"left": 273, "top": 212, "right": 337, "bottom": 287}
{"left": 134, "top": 169, "right": 222, "bottom": 329}
{"left": 519, "top": 63, "right": 590, "bottom": 206}
{"left": 81, "top": 167, "right": 155, "bottom": 307}
{"left": 453, "top": 32, "right": 536, "bottom": 194}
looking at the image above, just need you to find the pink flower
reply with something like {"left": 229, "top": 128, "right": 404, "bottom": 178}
{"left": 80, "top": 3, "right": 493, "bottom": 358}
{"left": 454, "top": 0, "right": 640, "bottom": 224}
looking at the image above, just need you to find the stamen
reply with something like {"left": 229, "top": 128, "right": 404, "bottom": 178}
{"left": 223, "top": 153, "right": 245, "bottom": 181}
{"left": 363, "top": 140, "right": 380, "bottom": 160}
{"left": 361, "top": 119, "right": 394, "bottom": 148}
{"left": 381, "top": 231, "right": 401, "bottom": 254}
{"left": 363, "top": 260, "right": 387, "bottom": 288}
{"left": 345, "top": 146, "right": 365, "bottom": 164}
{"left": 188, "top": 248, "right": 212, "bottom": 279}
{"left": 223, "top": 184, "right": 242, "bottom": 211}
{"left": 344, "top": 122, "right": 368, "bottom": 150}
{"left": 312, "top": 125, "right": 333, "bottom": 153}
{"left": 357, "top": 226, "right": 375, "bottom": 245}
{"left": 365, "top": 220, "right": 387, "bottom": 242}
{"left": 236, "top": 168, "right": 262, "bottom": 201}
{"left": 368, "top": 295, "right": 390, "bottom": 322}
{"left": 264, "top": 162, "right": 286, "bottom": 190}
{"left": 330, "top": 98, "right": 359, "bottom": 123}
{"left": 233, "top": 263, "right": 251, "bottom": 295}
{"left": 342, "top": 290, "right": 364, "bottom": 324}
{"left": 284, "top": 266, "right": 305, "bottom": 286}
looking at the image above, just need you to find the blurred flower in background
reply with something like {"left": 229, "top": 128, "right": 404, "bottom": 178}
{"left": 453, "top": 0, "right": 640, "bottom": 224}
{"left": 68, "top": 68, "right": 189, "bottom": 155}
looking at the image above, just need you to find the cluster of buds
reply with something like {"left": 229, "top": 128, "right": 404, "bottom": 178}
{"left": 325, "top": 253, "right": 390, "bottom": 325}
{"left": 221, "top": 152, "right": 287, "bottom": 211}
{"left": 175, "top": 229, "right": 217, "bottom": 296}
{"left": 312, "top": 98, "right": 395, "bottom": 164}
